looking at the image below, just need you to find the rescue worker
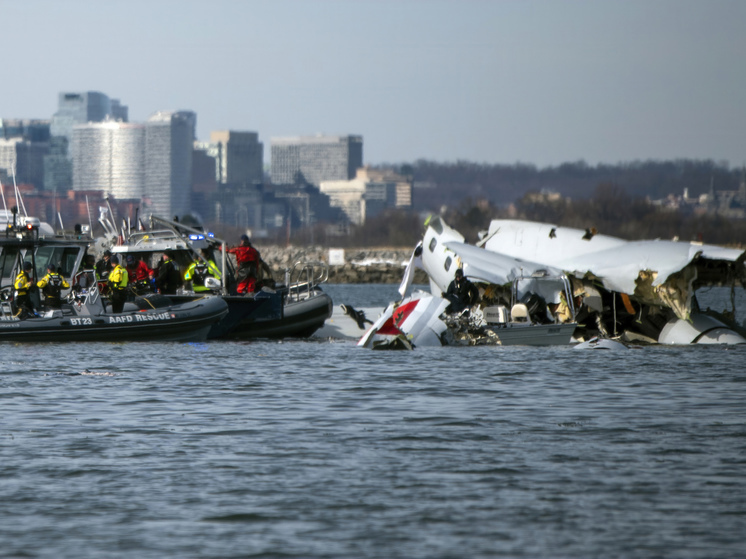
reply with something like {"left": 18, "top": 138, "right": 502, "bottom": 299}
{"left": 13, "top": 261, "right": 36, "bottom": 318}
{"left": 107, "top": 255, "right": 129, "bottom": 313}
{"left": 37, "top": 263, "right": 70, "bottom": 309}
{"left": 125, "top": 254, "right": 154, "bottom": 293}
{"left": 224, "top": 234, "right": 261, "bottom": 294}
{"left": 184, "top": 249, "right": 222, "bottom": 292}
{"left": 95, "top": 250, "right": 113, "bottom": 280}
{"left": 156, "top": 252, "right": 181, "bottom": 294}
{"left": 444, "top": 268, "right": 480, "bottom": 314}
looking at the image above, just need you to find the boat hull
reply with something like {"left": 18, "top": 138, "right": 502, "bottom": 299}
{"left": 218, "top": 291, "right": 333, "bottom": 340}
{"left": 0, "top": 296, "right": 228, "bottom": 343}
{"left": 166, "top": 289, "right": 332, "bottom": 340}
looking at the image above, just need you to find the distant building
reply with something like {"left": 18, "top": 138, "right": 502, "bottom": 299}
{"left": 318, "top": 179, "right": 365, "bottom": 225}
{"left": 270, "top": 135, "right": 363, "bottom": 186}
{"left": 69, "top": 111, "right": 196, "bottom": 221}
{"left": 649, "top": 170, "right": 746, "bottom": 219}
{"left": 47, "top": 91, "right": 129, "bottom": 193}
{"left": 192, "top": 143, "right": 218, "bottom": 222}
{"left": 1, "top": 118, "right": 51, "bottom": 142}
{"left": 0, "top": 119, "right": 51, "bottom": 189}
{"left": 355, "top": 166, "right": 412, "bottom": 209}
{"left": 50, "top": 91, "right": 127, "bottom": 141}
{"left": 144, "top": 111, "right": 196, "bottom": 219}
{"left": 209, "top": 131, "right": 264, "bottom": 186}
{"left": 71, "top": 121, "right": 145, "bottom": 201}
{"left": 319, "top": 167, "right": 412, "bottom": 225}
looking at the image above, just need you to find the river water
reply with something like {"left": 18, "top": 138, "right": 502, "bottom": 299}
{"left": 1, "top": 284, "right": 745, "bottom": 558}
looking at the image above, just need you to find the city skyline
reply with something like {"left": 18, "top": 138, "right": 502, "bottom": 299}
{"left": 3, "top": 0, "right": 746, "bottom": 168}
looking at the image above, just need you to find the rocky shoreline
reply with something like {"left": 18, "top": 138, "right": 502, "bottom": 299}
{"left": 258, "top": 245, "right": 428, "bottom": 284}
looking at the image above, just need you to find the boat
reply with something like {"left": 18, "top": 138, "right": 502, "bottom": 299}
{"left": 103, "top": 215, "right": 333, "bottom": 340}
{"left": 0, "top": 213, "right": 228, "bottom": 342}
{"left": 0, "top": 285, "right": 228, "bottom": 343}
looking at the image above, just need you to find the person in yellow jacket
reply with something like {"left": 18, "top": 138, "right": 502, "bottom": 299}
{"left": 37, "top": 263, "right": 70, "bottom": 309}
{"left": 13, "top": 261, "right": 36, "bottom": 318}
{"left": 183, "top": 249, "right": 222, "bottom": 292}
{"left": 107, "top": 255, "right": 129, "bottom": 313}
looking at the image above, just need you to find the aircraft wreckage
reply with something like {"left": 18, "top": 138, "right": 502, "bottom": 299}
{"left": 357, "top": 217, "right": 746, "bottom": 349}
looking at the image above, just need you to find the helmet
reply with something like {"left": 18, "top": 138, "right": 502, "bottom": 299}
{"left": 23, "top": 261, "right": 33, "bottom": 271}
{"left": 240, "top": 234, "right": 249, "bottom": 243}
{"left": 455, "top": 268, "right": 464, "bottom": 277}
{"left": 126, "top": 255, "right": 135, "bottom": 265}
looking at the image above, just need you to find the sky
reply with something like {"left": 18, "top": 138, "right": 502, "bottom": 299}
{"left": 3, "top": 0, "right": 745, "bottom": 168}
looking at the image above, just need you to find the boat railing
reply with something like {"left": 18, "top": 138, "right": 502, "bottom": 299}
{"left": 125, "top": 229, "right": 187, "bottom": 247}
{"left": 0, "top": 298, "right": 13, "bottom": 319}
{"left": 284, "top": 260, "right": 329, "bottom": 302}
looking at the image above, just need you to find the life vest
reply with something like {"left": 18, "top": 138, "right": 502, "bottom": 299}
{"left": 42, "top": 273, "right": 63, "bottom": 299}
{"left": 108, "top": 265, "right": 129, "bottom": 290}
{"left": 193, "top": 263, "right": 209, "bottom": 284}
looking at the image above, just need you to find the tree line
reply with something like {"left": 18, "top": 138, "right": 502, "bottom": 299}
{"left": 402, "top": 158, "right": 742, "bottom": 211}
{"left": 208, "top": 158, "right": 746, "bottom": 248}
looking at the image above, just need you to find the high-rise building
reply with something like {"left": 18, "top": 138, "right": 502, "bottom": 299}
{"left": 47, "top": 91, "right": 129, "bottom": 193}
{"left": 144, "top": 111, "right": 196, "bottom": 219}
{"left": 1, "top": 119, "right": 51, "bottom": 142}
{"left": 0, "top": 119, "right": 51, "bottom": 189}
{"left": 70, "top": 111, "right": 196, "bottom": 220}
{"left": 50, "top": 91, "right": 124, "bottom": 141}
{"left": 270, "top": 135, "right": 363, "bottom": 186}
{"left": 71, "top": 121, "right": 145, "bottom": 200}
{"left": 210, "top": 131, "right": 264, "bottom": 186}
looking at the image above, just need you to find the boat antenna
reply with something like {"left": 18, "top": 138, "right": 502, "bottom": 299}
{"left": 105, "top": 194, "right": 115, "bottom": 228}
{"left": 11, "top": 167, "right": 28, "bottom": 217}
{"left": 58, "top": 211, "right": 65, "bottom": 231}
{"left": 86, "top": 195, "right": 93, "bottom": 237}
{"left": 0, "top": 179, "right": 7, "bottom": 213}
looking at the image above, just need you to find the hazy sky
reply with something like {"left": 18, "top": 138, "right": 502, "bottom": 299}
{"left": 3, "top": 0, "right": 745, "bottom": 167}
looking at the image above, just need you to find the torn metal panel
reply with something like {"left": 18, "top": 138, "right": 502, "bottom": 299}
{"left": 416, "top": 216, "right": 746, "bottom": 345}
{"left": 483, "top": 219, "right": 746, "bottom": 319}
{"left": 357, "top": 291, "right": 449, "bottom": 349}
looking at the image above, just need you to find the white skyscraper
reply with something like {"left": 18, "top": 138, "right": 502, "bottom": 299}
{"left": 71, "top": 121, "right": 145, "bottom": 200}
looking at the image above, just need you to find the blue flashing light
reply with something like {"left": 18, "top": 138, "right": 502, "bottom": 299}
{"left": 208, "top": 232, "right": 215, "bottom": 238}
{"left": 188, "top": 234, "right": 205, "bottom": 241}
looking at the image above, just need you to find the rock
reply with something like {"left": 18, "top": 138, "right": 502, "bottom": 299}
{"left": 253, "top": 245, "right": 428, "bottom": 284}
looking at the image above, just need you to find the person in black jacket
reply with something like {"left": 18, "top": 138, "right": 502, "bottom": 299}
{"left": 95, "top": 250, "right": 113, "bottom": 280}
{"left": 156, "top": 252, "right": 181, "bottom": 294}
{"left": 444, "top": 268, "right": 480, "bottom": 313}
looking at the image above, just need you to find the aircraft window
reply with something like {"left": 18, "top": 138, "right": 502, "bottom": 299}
{"left": 444, "top": 256, "right": 452, "bottom": 272}
{"left": 428, "top": 237, "right": 437, "bottom": 252}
